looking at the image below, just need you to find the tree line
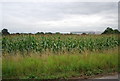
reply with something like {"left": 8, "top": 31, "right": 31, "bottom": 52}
{"left": 1, "top": 27, "right": 120, "bottom": 36}
{"left": 1, "top": 29, "right": 62, "bottom": 35}
{"left": 101, "top": 27, "right": 120, "bottom": 34}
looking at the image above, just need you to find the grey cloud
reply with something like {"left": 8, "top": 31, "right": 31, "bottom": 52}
{"left": 2, "top": 2, "right": 117, "bottom": 20}
{"left": 1, "top": 2, "right": 118, "bottom": 33}
{"left": 54, "top": 2, "right": 117, "bottom": 15}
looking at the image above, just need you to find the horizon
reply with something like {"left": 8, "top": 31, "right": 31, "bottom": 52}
{"left": 1, "top": 27, "right": 119, "bottom": 34}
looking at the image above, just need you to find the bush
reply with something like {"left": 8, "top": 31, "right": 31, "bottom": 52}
{"left": 102, "top": 27, "right": 120, "bottom": 34}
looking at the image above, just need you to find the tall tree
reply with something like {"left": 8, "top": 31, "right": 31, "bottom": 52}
{"left": 102, "top": 27, "right": 119, "bottom": 34}
{"left": 1, "top": 29, "right": 10, "bottom": 35}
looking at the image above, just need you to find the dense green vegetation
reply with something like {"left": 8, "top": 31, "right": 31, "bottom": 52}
{"left": 2, "top": 34, "right": 119, "bottom": 79}
{"left": 2, "top": 35, "right": 119, "bottom": 55}
{"left": 2, "top": 50, "right": 118, "bottom": 79}
{"left": 102, "top": 27, "right": 120, "bottom": 34}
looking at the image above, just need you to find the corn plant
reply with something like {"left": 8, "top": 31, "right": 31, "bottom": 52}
{"left": 2, "top": 35, "right": 119, "bottom": 55}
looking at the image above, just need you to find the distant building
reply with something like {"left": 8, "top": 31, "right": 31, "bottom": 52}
{"left": 70, "top": 31, "right": 95, "bottom": 34}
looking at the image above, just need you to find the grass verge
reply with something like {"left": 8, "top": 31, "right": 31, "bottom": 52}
{"left": 2, "top": 49, "right": 118, "bottom": 79}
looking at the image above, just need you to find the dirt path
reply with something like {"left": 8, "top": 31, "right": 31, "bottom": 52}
{"left": 95, "top": 74, "right": 118, "bottom": 79}
{"left": 68, "top": 73, "right": 119, "bottom": 81}
{"left": 68, "top": 75, "right": 119, "bottom": 81}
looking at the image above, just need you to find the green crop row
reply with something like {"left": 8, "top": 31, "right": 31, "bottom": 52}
{"left": 2, "top": 35, "right": 119, "bottom": 54}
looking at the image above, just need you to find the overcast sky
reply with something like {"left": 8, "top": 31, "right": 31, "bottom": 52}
{"left": 0, "top": 2, "right": 118, "bottom": 33}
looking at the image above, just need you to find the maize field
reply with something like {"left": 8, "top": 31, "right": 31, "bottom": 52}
{"left": 2, "top": 35, "right": 119, "bottom": 54}
{"left": 2, "top": 34, "right": 119, "bottom": 79}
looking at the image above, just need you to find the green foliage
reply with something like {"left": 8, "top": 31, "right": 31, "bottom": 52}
{"left": 102, "top": 27, "right": 120, "bottom": 34}
{"left": 55, "top": 32, "right": 60, "bottom": 34}
{"left": 2, "top": 52, "right": 118, "bottom": 79}
{"left": 81, "top": 33, "right": 87, "bottom": 35}
{"left": 35, "top": 32, "right": 44, "bottom": 35}
{"left": 2, "top": 35, "right": 119, "bottom": 54}
{"left": 1, "top": 29, "right": 10, "bottom": 35}
{"left": 45, "top": 32, "right": 52, "bottom": 34}
{"left": 2, "top": 35, "right": 119, "bottom": 79}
